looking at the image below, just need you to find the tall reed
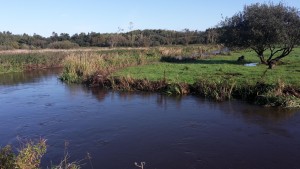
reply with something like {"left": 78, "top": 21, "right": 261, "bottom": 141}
{"left": 60, "top": 50, "right": 160, "bottom": 83}
{"left": 192, "top": 79, "right": 236, "bottom": 101}
{"left": 0, "top": 52, "right": 66, "bottom": 73}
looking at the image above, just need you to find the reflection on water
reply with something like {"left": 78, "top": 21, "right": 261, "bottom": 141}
{"left": 216, "top": 100, "right": 298, "bottom": 123}
{"left": 0, "top": 68, "right": 62, "bottom": 86}
{"left": 211, "top": 101, "right": 298, "bottom": 138}
{"left": 0, "top": 69, "right": 300, "bottom": 169}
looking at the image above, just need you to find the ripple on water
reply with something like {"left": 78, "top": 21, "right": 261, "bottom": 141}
{"left": 1, "top": 69, "right": 300, "bottom": 169}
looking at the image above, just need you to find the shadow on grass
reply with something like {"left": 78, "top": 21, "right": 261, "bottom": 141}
{"left": 161, "top": 59, "right": 246, "bottom": 65}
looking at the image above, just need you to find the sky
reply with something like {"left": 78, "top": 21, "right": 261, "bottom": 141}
{"left": 0, "top": 0, "right": 299, "bottom": 37}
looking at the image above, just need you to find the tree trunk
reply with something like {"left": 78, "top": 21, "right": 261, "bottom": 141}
{"left": 259, "top": 55, "right": 267, "bottom": 64}
{"left": 267, "top": 60, "right": 276, "bottom": 69}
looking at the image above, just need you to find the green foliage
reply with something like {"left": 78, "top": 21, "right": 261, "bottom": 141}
{"left": 0, "top": 52, "right": 67, "bottom": 73}
{"left": 219, "top": 2, "right": 300, "bottom": 66}
{"left": 0, "top": 139, "right": 47, "bottom": 169}
{"left": 0, "top": 29, "right": 208, "bottom": 50}
{"left": 15, "top": 139, "right": 47, "bottom": 169}
{"left": 234, "top": 81, "right": 300, "bottom": 108}
{"left": 193, "top": 79, "right": 236, "bottom": 101}
{"left": 48, "top": 41, "right": 79, "bottom": 49}
{"left": 0, "top": 139, "right": 82, "bottom": 169}
{"left": 0, "top": 145, "right": 15, "bottom": 169}
{"left": 164, "top": 83, "right": 190, "bottom": 95}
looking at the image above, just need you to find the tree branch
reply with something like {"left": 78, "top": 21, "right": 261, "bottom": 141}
{"left": 267, "top": 46, "right": 285, "bottom": 62}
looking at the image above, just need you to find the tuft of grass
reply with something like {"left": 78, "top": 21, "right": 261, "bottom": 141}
{"left": 0, "top": 139, "right": 82, "bottom": 169}
{"left": 0, "top": 145, "right": 15, "bottom": 169}
{"left": 50, "top": 141, "right": 81, "bottom": 169}
{"left": 192, "top": 79, "right": 236, "bottom": 101}
{"left": 15, "top": 138, "right": 47, "bottom": 169}
{"left": 0, "top": 138, "right": 47, "bottom": 169}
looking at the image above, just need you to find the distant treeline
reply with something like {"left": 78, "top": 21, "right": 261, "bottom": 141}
{"left": 0, "top": 29, "right": 220, "bottom": 50}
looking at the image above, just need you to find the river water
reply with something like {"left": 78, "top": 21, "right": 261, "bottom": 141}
{"left": 0, "top": 69, "right": 300, "bottom": 169}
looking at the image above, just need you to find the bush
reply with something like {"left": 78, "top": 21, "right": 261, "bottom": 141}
{"left": 0, "top": 45, "right": 15, "bottom": 50}
{"left": 48, "top": 40, "right": 79, "bottom": 49}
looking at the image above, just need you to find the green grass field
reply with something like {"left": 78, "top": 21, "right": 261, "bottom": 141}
{"left": 114, "top": 48, "right": 300, "bottom": 87}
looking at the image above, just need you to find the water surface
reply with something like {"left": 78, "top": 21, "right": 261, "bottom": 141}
{"left": 0, "top": 69, "right": 300, "bottom": 169}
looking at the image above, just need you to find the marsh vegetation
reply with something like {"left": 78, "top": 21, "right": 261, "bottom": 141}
{"left": 0, "top": 44, "right": 299, "bottom": 107}
{"left": 54, "top": 46, "right": 300, "bottom": 107}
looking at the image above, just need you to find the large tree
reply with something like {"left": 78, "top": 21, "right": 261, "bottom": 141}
{"left": 220, "top": 3, "right": 300, "bottom": 68}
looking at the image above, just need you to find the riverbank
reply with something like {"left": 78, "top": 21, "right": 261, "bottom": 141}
{"left": 0, "top": 47, "right": 151, "bottom": 73}
{"left": 59, "top": 46, "right": 300, "bottom": 107}
{"left": 1, "top": 46, "right": 300, "bottom": 107}
{"left": 0, "top": 52, "right": 66, "bottom": 73}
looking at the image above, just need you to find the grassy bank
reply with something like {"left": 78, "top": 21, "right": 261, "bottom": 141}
{"left": 59, "top": 45, "right": 224, "bottom": 83}
{"left": 58, "top": 46, "right": 300, "bottom": 107}
{"left": 0, "top": 52, "right": 67, "bottom": 73}
{"left": 1, "top": 46, "right": 300, "bottom": 107}
{"left": 111, "top": 48, "right": 300, "bottom": 107}
{"left": 59, "top": 48, "right": 161, "bottom": 83}
{"left": 74, "top": 46, "right": 300, "bottom": 107}
{"left": 0, "top": 48, "right": 155, "bottom": 74}
{"left": 115, "top": 49, "right": 300, "bottom": 86}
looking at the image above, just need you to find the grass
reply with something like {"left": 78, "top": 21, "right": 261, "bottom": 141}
{"left": 58, "top": 46, "right": 300, "bottom": 107}
{"left": 114, "top": 48, "right": 300, "bottom": 87}
{"left": 1, "top": 45, "right": 299, "bottom": 107}
{"left": 59, "top": 49, "right": 161, "bottom": 83}
{"left": 0, "top": 52, "right": 67, "bottom": 73}
{"left": 111, "top": 47, "right": 300, "bottom": 107}
{"left": 0, "top": 139, "right": 47, "bottom": 169}
{"left": 0, "top": 139, "right": 82, "bottom": 169}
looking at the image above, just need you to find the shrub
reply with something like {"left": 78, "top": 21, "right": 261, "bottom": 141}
{"left": 48, "top": 40, "right": 79, "bottom": 49}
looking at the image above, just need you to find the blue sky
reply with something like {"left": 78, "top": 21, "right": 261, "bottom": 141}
{"left": 0, "top": 0, "right": 299, "bottom": 37}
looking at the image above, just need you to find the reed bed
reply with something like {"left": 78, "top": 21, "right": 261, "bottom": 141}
{"left": 60, "top": 50, "right": 160, "bottom": 83}
{"left": 0, "top": 52, "right": 67, "bottom": 73}
{"left": 89, "top": 77, "right": 300, "bottom": 107}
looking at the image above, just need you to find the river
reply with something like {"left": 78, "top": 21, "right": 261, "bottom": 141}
{"left": 0, "top": 69, "right": 300, "bottom": 169}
